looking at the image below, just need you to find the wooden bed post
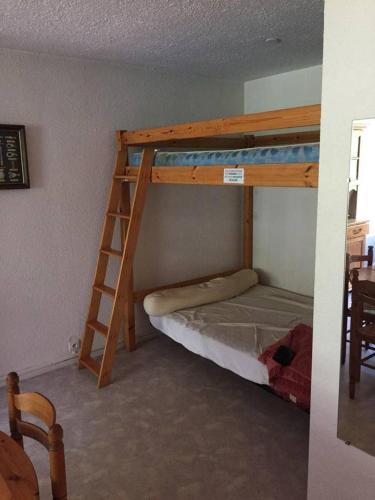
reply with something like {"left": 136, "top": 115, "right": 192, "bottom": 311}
{"left": 124, "top": 271, "right": 135, "bottom": 351}
{"left": 243, "top": 187, "right": 253, "bottom": 268}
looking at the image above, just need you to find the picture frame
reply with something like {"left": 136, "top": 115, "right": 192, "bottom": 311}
{"left": 0, "top": 124, "right": 30, "bottom": 189}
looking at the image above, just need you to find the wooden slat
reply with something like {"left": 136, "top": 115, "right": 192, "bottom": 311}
{"left": 122, "top": 105, "right": 321, "bottom": 145}
{"left": 133, "top": 268, "right": 241, "bottom": 303}
{"left": 14, "top": 393, "right": 55, "bottom": 428}
{"left": 79, "top": 357, "right": 101, "bottom": 376}
{"left": 107, "top": 211, "right": 131, "bottom": 219}
{"left": 17, "top": 421, "right": 49, "bottom": 449}
{"left": 100, "top": 247, "right": 123, "bottom": 258}
{"left": 125, "top": 163, "right": 318, "bottom": 188}
{"left": 93, "top": 284, "right": 116, "bottom": 298}
{"left": 87, "top": 320, "right": 108, "bottom": 336}
{"left": 114, "top": 175, "right": 138, "bottom": 182}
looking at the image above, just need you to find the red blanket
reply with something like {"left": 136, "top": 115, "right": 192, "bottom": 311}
{"left": 258, "top": 324, "right": 312, "bottom": 410}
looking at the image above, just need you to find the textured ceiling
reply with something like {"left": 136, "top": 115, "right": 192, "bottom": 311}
{"left": 0, "top": 0, "right": 324, "bottom": 81}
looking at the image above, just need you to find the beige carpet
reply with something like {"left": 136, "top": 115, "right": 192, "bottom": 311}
{"left": 0, "top": 334, "right": 309, "bottom": 499}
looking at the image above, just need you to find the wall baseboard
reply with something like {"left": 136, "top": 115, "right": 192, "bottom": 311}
{"left": 0, "top": 349, "right": 96, "bottom": 388}
{"left": 0, "top": 330, "right": 158, "bottom": 387}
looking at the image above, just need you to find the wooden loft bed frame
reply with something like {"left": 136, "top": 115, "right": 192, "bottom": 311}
{"left": 122, "top": 104, "right": 320, "bottom": 188}
{"left": 79, "top": 104, "right": 321, "bottom": 388}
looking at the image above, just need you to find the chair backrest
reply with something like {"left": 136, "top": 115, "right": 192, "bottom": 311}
{"left": 344, "top": 245, "right": 374, "bottom": 311}
{"left": 6, "top": 372, "right": 67, "bottom": 500}
{"left": 351, "top": 269, "right": 375, "bottom": 330}
{"left": 348, "top": 245, "right": 374, "bottom": 268}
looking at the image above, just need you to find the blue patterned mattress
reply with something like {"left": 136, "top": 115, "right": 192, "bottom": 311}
{"left": 130, "top": 143, "right": 319, "bottom": 166}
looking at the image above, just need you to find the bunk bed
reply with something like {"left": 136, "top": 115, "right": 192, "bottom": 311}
{"left": 78, "top": 104, "right": 320, "bottom": 389}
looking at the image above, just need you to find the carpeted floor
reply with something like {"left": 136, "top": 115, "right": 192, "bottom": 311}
{"left": 0, "top": 334, "right": 309, "bottom": 500}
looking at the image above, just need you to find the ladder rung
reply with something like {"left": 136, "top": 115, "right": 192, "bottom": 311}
{"left": 80, "top": 356, "right": 101, "bottom": 376}
{"left": 114, "top": 175, "right": 138, "bottom": 182}
{"left": 87, "top": 320, "right": 109, "bottom": 336}
{"left": 107, "top": 211, "right": 131, "bottom": 220}
{"left": 100, "top": 247, "right": 123, "bottom": 258}
{"left": 93, "top": 284, "right": 116, "bottom": 298}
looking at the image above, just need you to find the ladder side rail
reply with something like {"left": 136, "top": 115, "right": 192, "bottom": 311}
{"left": 119, "top": 173, "right": 135, "bottom": 352}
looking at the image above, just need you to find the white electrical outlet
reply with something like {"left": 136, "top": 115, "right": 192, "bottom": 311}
{"left": 68, "top": 336, "right": 81, "bottom": 354}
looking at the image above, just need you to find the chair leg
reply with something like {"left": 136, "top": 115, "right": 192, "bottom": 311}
{"left": 341, "top": 318, "right": 347, "bottom": 365}
{"left": 6, "top": 372, "right": 24, "bottom": 448}
{"left": 355, "top": 336, "right": 362, "bottom": 382}
{"left": 48, "top": 424, "right": 67, "bottom": 500}
{"left": 349, "top": 331, "right": 358, "bottom": 399}
{"left": 350, "top": 375, "right": 356, "bottom": 399}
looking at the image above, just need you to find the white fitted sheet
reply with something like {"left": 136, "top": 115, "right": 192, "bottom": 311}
{"left": 149, "top": 284, "right": 313, "bottom": 386}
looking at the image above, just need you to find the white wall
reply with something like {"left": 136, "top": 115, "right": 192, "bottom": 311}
{"left": 308, "top": 1, "right": 375, "bottom": 498}
{"left": 244, "top": 66, "right": 322, "bottom": 295}
{"left": 0, "top": 49, "right": 243, "bottom": 379}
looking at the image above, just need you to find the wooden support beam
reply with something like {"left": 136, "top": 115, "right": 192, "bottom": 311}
{"left": 253, "top": 130, "right": 320, "bottom": 147}
{"left": 133, "top": 136, "right": 249, "bottom": 150}
{"left": 126, "top": 130, "right": 319, "bottom": 151}
{"left": 243, "top": 187, "right": 253, "bottom": 268}
{"left": 122, "top": 105, "right": 321, "bottom": 145}
{"left": 124, "top": 163, "right": 318, "bottom": 188}
{"left": 133, "top": 268, "right": 241, "bottom": 303}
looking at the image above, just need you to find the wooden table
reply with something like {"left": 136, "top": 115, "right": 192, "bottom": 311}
{"left": 0, "top": 431, "right": 39, "bottom": 499}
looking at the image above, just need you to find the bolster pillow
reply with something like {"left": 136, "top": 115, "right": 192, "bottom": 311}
{"left": 143, "top": 268, "right": 258, "bottom": 316}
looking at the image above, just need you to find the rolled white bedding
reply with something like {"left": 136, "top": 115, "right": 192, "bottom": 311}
{"left": 143, "top": 268, "right": 258, "bottom": 316}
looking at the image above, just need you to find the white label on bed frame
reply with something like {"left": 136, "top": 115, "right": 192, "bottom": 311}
{"left": 223, "top": 168, "right": 244, "bottom": 184}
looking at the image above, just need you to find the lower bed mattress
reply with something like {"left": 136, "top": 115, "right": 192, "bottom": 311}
{"left": 149, "top": 284, "right": 313, "bottom": 386}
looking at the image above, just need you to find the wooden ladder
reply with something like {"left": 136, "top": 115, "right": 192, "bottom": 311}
{"left": 79, "top": 134, "right": 154, "bottom": 387}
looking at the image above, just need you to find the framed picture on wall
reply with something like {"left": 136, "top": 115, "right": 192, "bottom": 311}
{"left": 0, "top": 124, "right": 30, "bottom": 189}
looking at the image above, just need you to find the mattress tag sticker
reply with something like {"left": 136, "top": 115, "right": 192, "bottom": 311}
{"left": 289, "top": 394, "right": 297, "bottom": 404}
{"left": 223, "top": 168, "right": 244, "bottom": 184}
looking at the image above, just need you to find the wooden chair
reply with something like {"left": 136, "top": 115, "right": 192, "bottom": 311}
{"left": 341, "top": 245, "right": 374, "bottom": 364}
{"left": 6, "top": 372, "right": 67, "bottom": 500}
{"left": 349, "top": 270, "right": 375, "bottom": 399}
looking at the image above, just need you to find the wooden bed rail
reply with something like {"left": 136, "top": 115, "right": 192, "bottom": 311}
{"left": 133, "top": 268, "right": 241, "bottom": 303}
{"left": 119, "top": 130, "right": 320, "bottom": 150}
{"left": 124, "top": 163, "right": 318, "bottom": 188}
{"left": 252, "top": 130, "right": 320, "bottom": 147}
{"left": 121, "top": 104, "right": 321, "bottom": 145}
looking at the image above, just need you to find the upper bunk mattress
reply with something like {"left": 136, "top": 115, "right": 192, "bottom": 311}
{"left": 130, "top": 143, "right": 319, "bottom": 166}
{"left": 149, "top": 284, "right": 313, "bottom": 386}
